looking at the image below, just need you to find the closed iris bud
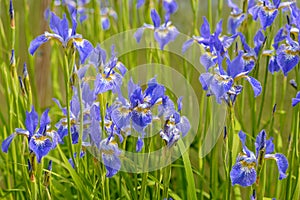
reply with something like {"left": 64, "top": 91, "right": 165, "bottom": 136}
{"left": 9, "top": 0, "right": 15, "bottom": 28}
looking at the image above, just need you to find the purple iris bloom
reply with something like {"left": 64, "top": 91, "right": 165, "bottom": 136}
{"left": 56, "top": 0, "right": 90, "bottom": 23}
{"left": 100, "top": 138, "right": 121, "bottom": 178}
{"left": 134, "top": 9, "right": 179, "bottom": 50}
{"left": 54, "top": 84, "right": 101, "bottom": 146}
{"left": 248, "top": 0, "right": 293, "bottom": 30}
{"left": 111, "top": 77, "right": 165, "bottom": 152}
{"left": 159, "top": 97, "right": 190, "bottom": 147}
{"left": 227, "top": 0, "right": 246, "bottom": 34}
{"left": 2, "top": 106, "right": 59, "bottom": 163}
{"left": 292, "top": 91, "right": 300, "bottom": 107}
{"left": 29, "top": 9, "right": 93, "bottom": 64}
{"left": 183, "top": 17, "right": 237, "bottom": 71}
{"left": 199, "top": 51, "right": 262, "bottom": 104}
{"left": 93, "top": 45, "right": 127, "bottom": 95}
{"left": 100, "top": 7, "right": 117, "bottom": 30}
{"left": 230, "top": 130, "right": 288, "bottom": 187}
{"left": 271, "top": 24, "right": 300, "bottom": 76}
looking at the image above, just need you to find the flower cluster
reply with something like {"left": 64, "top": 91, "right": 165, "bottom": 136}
{"left": 135, "top": 0, "right": 178, "bottom": 50}
{"left": 230, "top": 130, "right": 288, "bottom": 187}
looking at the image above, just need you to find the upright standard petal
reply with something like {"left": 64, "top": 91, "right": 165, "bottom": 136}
{"left": 150, "top": 9, "right": 161, "bottom": 28}
{"left": 25, "top": 106, "right": 39, "bottom": 137}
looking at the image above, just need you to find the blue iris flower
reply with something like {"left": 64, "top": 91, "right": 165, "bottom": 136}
{"left": 183, "top": 17, "right": 237, "bottom": 71}
{"left": 268, "top": 24, "right": 300, "bottom": 76}
{"left": 248, "top": 0, "right": 293, "bottom": 30}
{"left": 29, "top": 9, "right": 93, "bottom": 64}
{"left": 100, "top": 7, "right": 117, "bottom": 30}
{"left": 199, "top": 50, "right": 262, "bottom": 104}
{"left": 55, "top": 0, "right": 90, "bottom": 23}
{"left": 134, "top": 9, "right": 179, "bottom": 50}
{"left": 230, "top": 130, "right": 288, "bottom": 187}
{"left": 93, "top": 45, "right": 127, "bottom": 95}
{"left": 159, "top": 97, "right": 190, "bottom": 147}
{"left": 2, "top": 106, "right": 59, "bottom": 163}
{"left": 54, "top": 83, "right": 101, "bottom": 146}
{"left": 100, "top": 138, "right": 121, "bottom": 178}
{"left": 227, "top": 0, "right": 246, "bottom": 34}
{"left": 292, "top": 91, "right": 300, "bottom": 107}
{"left": 111, "top": 77, "right": 165, "bottom": 152}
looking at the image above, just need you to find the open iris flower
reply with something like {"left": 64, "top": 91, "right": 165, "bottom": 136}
{"left": 111, "top": 77, "right": 165, "bottom": 152}
{"left": 269, "top": 24, "right": 300, "bottom": 76}
{"left": 199, "top": 51, "right": 262, "bottom": 104}
{"left": 93, "top": 45, "right": 127, "bottom": 95}
{"left": 227, "top": 0, "right": 246, "bottom": 34}
{"left": 248, "top": 0, "right": 294, "bottom": 30}
{"left": 54, "top": 84, "right": 101, "bottom": 145}
{"left": 230, "top": 130, "right": 288, "bottom": 187}
{"left": 99, "top": 137, "right": 121, "bottom": 177}
{"left": 2, "top": 106, "right": 59, "bottom": 163}
{"left": 292, "top": 91, "right": 300, "bottom": 107}
{"left": 159, "top": 97, "right": 190, "bottom": 147}
{"left": 104, "top": 104, "right": 125, "bottom": 143}
{"left": 100, "top": 7, "right": 117, "bottom": 30}
{"left": 134, "top": 9, "right": 179, "bottom": 50}
{"left": 182, "top": 17, "right": 237, "bottom": 71}
{"left": 29, "top": 9, "right": 93, "bottom": 64}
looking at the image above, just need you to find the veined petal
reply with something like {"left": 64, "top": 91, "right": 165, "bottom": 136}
{"left": 74, "top": 39, "right": 94, "bottom": 64}
{"left": 29, "top": 35, "right": 49, "bottom": 55}
{"left": 111, "top": 106, "right": 131, "bottom": 130}
{"left": 1, "top": 133, "right": 17, "bottom": 153}
{"left": 230, "top": 162, "right": 257, "bottom": 187}
{"left": 268, "top": 56, "right": 280, "bottom": 73}
{"left": 200, "top": 53, "right": 217, "bottom": 71}
{"left": 276, "top": 46, "right": 300, "bottom": 76}
{"left": 258, "top": 8, "right": 278, "bottom": 30}
{"left": 265, "top": 153, "right": 289, "bottom": 180}
{"left": 131, "top": 109, "right": 152, "bottom": 128}
{"left": 245, "top": 76, "right": 262, "bottom": 97}
{"left": 29, "top": 135, "right": 53, "bottom": 163}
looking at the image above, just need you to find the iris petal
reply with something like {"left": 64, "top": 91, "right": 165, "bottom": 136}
{"left": 230, "top": 162, "right": 257, "bottom": 187}
{"left": 28, "top": 35, "right": 49, "bottom": 55}
{"left": 245, "top": 76, "right": 262, "bottom": 97}
{"left": 1, "top": 133, "right": 17, "bottom": 153}
{"left": 150, "top": 9, "right": 161, "bottom": 28}
{"left": 74, "top": 39, "right": 94, "bottom": 64}
{"left": 29, "top": 135, "right": 53, "bottom": 163}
